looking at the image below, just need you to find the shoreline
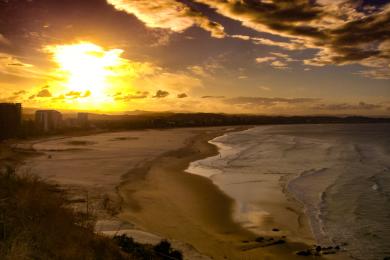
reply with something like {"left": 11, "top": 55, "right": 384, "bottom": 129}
{"left": 5, "top": 126, "right": 338, "bottom": 259}
{"left": 188, "top": 128, "right": 316, "bottom": 244}
{"left": 117, "top": 126, "right": 314, "bottom": 259}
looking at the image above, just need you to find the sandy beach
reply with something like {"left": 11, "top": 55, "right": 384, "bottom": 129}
{"left": 11, "top": 127, "right": 325, "bottom": 259}
{"left": 117, "top": 128, "right": 315, "bottom": 259}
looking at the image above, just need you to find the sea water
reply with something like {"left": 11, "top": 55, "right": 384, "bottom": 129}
{"left": 186, "top": 124, "right": 390, "bottom": 260}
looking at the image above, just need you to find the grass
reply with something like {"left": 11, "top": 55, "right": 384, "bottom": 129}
{"left": 0, "top": 166, "right": 126, "bottom": 259}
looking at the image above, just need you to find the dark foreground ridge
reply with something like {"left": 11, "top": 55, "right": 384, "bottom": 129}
{"left": 0, "top": 166, "right": 182, "bottom": 260}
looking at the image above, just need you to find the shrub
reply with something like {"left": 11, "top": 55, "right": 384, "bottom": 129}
{"left": 0, "top": 166, "right": 125, "bottom": 260}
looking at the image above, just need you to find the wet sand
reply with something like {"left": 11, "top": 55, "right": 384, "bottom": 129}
{"left": 118, "top": 128, "right": 313, "bottom": 259}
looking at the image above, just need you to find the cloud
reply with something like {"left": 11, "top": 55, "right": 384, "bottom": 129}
{"left": 149, "top": 30, "right": 174, "bottom": 47}
{"left": 231, "top": 35, "right": 305, "bottom": 50}
{"left": 270, "top": 60, "right": 288, "bottom": 70}
{"left": 25, "top": 42, "right": 203, "bottom": 109}
{"left": 83, "top": 90, "right": 91, "bottom": 97}
{"left": 51, "top": 94, "right": 65, "bottom": 101}
{"left": 256, "top": 52, "right": 294, "bottom": 69}
{"left": 201, "top": 95, "right": 225, "bottom": 99}
{"left": 187, "top": 65, "right": 209, "bottom": 77}
{"left": 153, "top": 90, "right": 169, "bottom": 98}
{"left": 65, "top": 90, "right": 91, "bottom": 99}
{"left": 0, "top": 34, "right": 10, "bottom": 45}
{"left": 225, "top": 97, "right": 320, "bottom": 107}
{"left": 194, "top": 0, "right": 390, "bottom": 79}
{"left": 258, "top": 86, "right": 271, "bottom": 91}
{"left": 186, "top": 57, "right": 225, "bottom": 79}
{"left": 0, "top": 89, "right": 28, "bottom": 102}
{"left": 177, "top": 93, "right": 188, "bottom": 98}
{"left": 137, "top": 71, "right": 203, "bottom": 93}
{"left": 13, "top": 90, "right": 26, "bottom": 96}
{"left": 256, "top": 57, "right": 276, "bottom": 64}
{"left": 65, "top": 91, "right": 81, "bottom": 97}
{"left": 356, "top": 69, "right": 390, "bottom": 80}
{"left": 106, "top": 0, "right": 225, "bottom": 38}
{"left": 270, "top": 52, "right": 294, "bottom": 61}
{"left": 36, "top": 89, "right": 52, "bottom": 98}
{"left": 0, "top": 53, "right": 49, "bottom": 80}
{"left": 114, "top": 91, "right": 149, "bottom": 101}
{"left": 313, "top": 102, "right": 382, "bottom": 111}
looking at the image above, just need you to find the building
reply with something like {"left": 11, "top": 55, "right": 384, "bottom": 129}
{"left": 77, "top": 113, "right": 89, "bottom": 127}
{"left": 35, "top": 110, "right": 63, "bottom": 132}
{"left": 0, "top": 103, "right": 22, "bottom": 140}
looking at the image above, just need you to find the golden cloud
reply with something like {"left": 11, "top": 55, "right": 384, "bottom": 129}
{"left": 106, "top": 0, "right": 225, "bottom": 38}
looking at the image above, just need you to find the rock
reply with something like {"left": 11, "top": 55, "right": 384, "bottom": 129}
{"left": 296, "top": 250, "right": 311, "bottom": 256}
{"left": 242, "top": 240, "right": 249, "bottom": 243}
{"left": 323, "top": 251, "right": 336, "bottom": 255}
{"left": 275, "top": 239, "right": 286, "bottom": 245}
{"left": 316, "top": 246, "right": 322, "bottom": 252}
{"left": 255, "top": 237, "right": 264, "bottom": 242}
{"left": 335, "top": 245, "right": 340, "bottom": 250}
{"left": 272, "top": 228, "right": 280, "bottom": 232}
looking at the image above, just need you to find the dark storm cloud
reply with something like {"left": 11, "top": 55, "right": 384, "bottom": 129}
{"left": 193, "top": 0, "right": 390, "bottom": 78}
{"left": 313, "top": 102, "right": 383, "bottom": 110}
{"left": 153, "top": 90, "right": 170, "bottom": 98}
{"left": 225, "top": 97, "right": 320, "bottom": 107}
{"left": 102, "top": 0, "right": 389, "bottom": 78}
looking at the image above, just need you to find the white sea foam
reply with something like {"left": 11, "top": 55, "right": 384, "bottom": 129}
{"left": 186, "top": 124, "right": 390, "bottom": 260}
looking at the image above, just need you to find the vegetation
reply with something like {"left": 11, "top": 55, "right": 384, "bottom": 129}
{"left": 0, "top": 166, "right": 182, "bottom": 260}
{"left": 91, "top": 112, "right": 390, "bottom": 131}
{"left": 113, "top": 235, "right": 183, "bottom": 260}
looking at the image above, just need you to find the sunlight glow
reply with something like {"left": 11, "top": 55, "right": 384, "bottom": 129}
{"left": 46, "top": 42, "right": 124, "bottom": 101}
{"left": 41, "top": 41, "right": 162, "bottom": 111}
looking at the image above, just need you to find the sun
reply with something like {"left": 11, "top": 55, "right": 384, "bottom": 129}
{"left": 45, "top": 42, "right": 125, "bottom": 101}
{"left": 42, "top": 41, "right": 156, "bottom": 111}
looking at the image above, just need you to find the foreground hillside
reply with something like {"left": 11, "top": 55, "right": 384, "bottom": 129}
{"left": 0, "top": 145, "right": 182, "bottom": 260}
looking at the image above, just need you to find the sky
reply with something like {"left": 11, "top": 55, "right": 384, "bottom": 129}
{"left": 0, "top": 0, "right": 389, "bottom": 115}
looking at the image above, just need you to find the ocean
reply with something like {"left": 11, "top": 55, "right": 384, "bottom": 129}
{"left": 187, "top": 124, "right": 390, "bottom": 260}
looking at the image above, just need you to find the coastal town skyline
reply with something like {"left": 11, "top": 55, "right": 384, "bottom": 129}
{"left": 1, "top": 0, "right": 389, "bottom": 115}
